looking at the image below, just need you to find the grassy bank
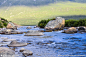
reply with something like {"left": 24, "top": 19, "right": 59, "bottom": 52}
{"left": 0, "top": 2, "right": 86, "bottom": 25}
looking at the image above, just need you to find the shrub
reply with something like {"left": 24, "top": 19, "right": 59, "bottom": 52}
{"left": 0, "top": 17, "right": 9, "bottom": 28}
{"left": 65, "top": 19, "right": 86, "bottom": 27}
{"left": 38, "top": 18, "right": 54, "bottom": 28}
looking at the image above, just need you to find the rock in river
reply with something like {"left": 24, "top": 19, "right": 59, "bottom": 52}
{"left": 25, "top": 30, "right": 44, "bottom": 36}
{"left": 20, "top": 48, "right": 33, "bottom": 56}
{"left": 45, "top": 17, "right": 65, "bottom": 30}
{"left": 78, "top": 26, "right": 86, "bottom": 32}
{"left": 63, "top": 27, "right": 77, "bottom": 34}
{"left": 0, "top": 47, "right": 15, "bottom": 57}
{"left": 3, "top": 39, "right": 16, "bottom": 42}
{"left": 26, "top": 26, "right": 31, "bottom": 29}
{"left": 6, "top": 22, "right": 17, "bottom": 30}
{"left": 8, "top": 41, "right": 27, "bottom": 47}
{"left": 0, "top": 29, "right": 23, "bottom": 34}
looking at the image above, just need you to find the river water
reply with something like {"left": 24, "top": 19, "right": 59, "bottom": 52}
{"left": 0, "top": 26, "right": 86, "bottom": 57}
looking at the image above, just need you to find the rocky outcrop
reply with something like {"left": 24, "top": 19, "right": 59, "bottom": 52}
{"left": 6, "top": 22, "right": 17, "bottom": 30}
{"left": 25, "top": 30, "right": 44, "bottom": 36}
{"left": 0, "top": 47, "right": 15, "bottom": 57}
{"left": 8, "top": 41, "right": 27, "bottom": 47}
{"left": 45, "top": 17, "right": 65, "bottom": 30}
{"left": 63, "top": 27, "right": 77, "bottom": 34}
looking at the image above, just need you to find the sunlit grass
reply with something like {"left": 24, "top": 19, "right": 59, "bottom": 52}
{"left": 0, "top": 2, "right": 86, "bottom": 25}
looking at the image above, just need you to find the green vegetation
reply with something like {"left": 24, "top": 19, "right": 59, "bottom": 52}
{"left": 38, "top": 18, "right": 86, "bottom": 28}
{"left": 0, "top": 2, "right": 86, "bottom": 25}
{"left": 0, "top": 17, "right": 8, "bottom": 28}
{"left": 38, "top": 18, "right": 55, "bottom": 28}
{"left": 65, "top": 19, "right": 86, "bottom": 27}
{"left": 0, "top": 0, "right": 86, "bottom": 7}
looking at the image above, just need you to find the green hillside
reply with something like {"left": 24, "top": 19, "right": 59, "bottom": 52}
{"left": 0, "top": 2, "right": 86, "bottom": 25}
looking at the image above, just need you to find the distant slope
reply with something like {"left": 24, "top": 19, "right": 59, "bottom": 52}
{"left": 0, "top": 0, "right": 86, "bottom": 6}
{"left": 0, "top": 2, "right": 86, "bottom": 25}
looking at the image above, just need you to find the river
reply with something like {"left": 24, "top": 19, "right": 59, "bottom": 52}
{"left": 0, "top": 26, "right": 86, "bottom": 57}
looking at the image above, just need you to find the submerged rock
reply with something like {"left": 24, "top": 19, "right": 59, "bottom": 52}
{"left": 63, "top": 27, "right": 77, "bottom": 34}
{"left": 0, "top": 47, "right": 15, "bottom": 56}
{"left": 8, "top": 41, "right": 27, "bottom": 47}
{"left": 26, "top": 26, "right": 31, "bottom": 29}
{"left": 3, "top": 39, "right": 16, "bottom": 42}
{"left": 25, "top": 30, "right": 44, "bottom": 36}
{"left": 45, "top": 17, "right": 65, "bottom": 30}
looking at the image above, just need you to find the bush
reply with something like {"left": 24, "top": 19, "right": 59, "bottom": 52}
{"left": 65, "top": 19, "right": 86, "bottom": 27}
{"left": 38, "top": 18, "right": 54, "bottom": 28}
{"left": 0, "top": 17, "right": 9, "bottom": 28}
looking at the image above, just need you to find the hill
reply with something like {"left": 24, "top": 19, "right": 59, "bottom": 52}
{"left": 0, "top": 2, "right": 86, "bottom": 25}
{"left": 0, "top": 0, "right": 86, "bottom": 6}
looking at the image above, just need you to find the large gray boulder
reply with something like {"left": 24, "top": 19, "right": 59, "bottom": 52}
{"left": 0, "top": 47, "right": 15, "bottom": 57}
{"left": 45, "top": 17, "right": 65, "bottom": 30}
{"left": 25, "top": 30, "right": 44, "bottom": 36}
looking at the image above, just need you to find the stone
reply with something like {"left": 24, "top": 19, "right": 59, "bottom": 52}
{"left": 0, "top": 29, "right": 23, "bottom": 34}
{"left": 22, "top": 50, "right": 33, "bottom": 56}
{"left": 45, "top": 17, "right": 65, "bottom": 30}
{"left": 78, "top": 26, "right": 86, "bottom": 32}
{"left": 20, "top": 48, "right": 26, "bottom": 52}
{"left": 8, "top": 41, "right": 27, "bottom": 47}
{"left": 0, "top": 47, "right": 15, "bottom": 56}
{"left": 25, "top": 30, "right": 44, "bottom": 36}
{"left": 63, "top": 27, "right": 77, "bottom": 34}
{"left": 6, "top": 22, "right": 17, "bottom": 30}
{"left": 3, "top": 39, "right": 16, "bottom": 42}
{"left": 26, "top": 26, "right": 31, "bottom": 29}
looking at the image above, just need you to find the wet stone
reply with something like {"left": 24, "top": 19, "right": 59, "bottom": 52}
{"left": 0, "top": 47, "right": 15, "bottom": 57}
{"left": 8, "top": 41, "right": 27, "bottom": 47}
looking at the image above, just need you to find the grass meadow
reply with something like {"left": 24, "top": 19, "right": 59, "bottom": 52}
{"left": 0, "top": 2, "right": 86, "bottom": 25}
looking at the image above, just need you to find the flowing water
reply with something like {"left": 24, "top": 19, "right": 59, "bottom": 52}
{"left": 0, "top": 26, "right": 86, "bottom": 57}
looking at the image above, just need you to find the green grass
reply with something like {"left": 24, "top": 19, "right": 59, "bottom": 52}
{"left": 0, "top": 2, "right": 86, "bottom": 25}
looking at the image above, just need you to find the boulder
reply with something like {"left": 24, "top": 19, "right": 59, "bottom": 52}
{"left": 45, "top": 17, "right": 65, "bottom": 30}
{"left": 6, "top": 22, "right": 17, "bottom": 30}
{"left": 78, "top": 26, "right": 86, "bottom": 32}
{"left": 26, "top": 26, "right": 31, "bottom": 29}
{"left": 22, "top": 50, "right": 33, "bottom": 56}
{"left": 25, "top": 30, "right": 44, "bottom": 36}
{"left": 0, "top": 47, "right": 15, "bottom": 56}
{"left": 20, "top": 48, "right": 33, "bottom": 56}
{"left": 20, "top": 48, "right": 26, "bottom": 52}
{"left": 8, "top": 41, "right": 27, "bottom": 47}
{"left": 63, "top": 27, "right": 77, "bottom": 34}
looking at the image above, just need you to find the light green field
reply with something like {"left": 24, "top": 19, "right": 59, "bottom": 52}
{"left": 0, "top": 2, "right": 86, "bottom": 25}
